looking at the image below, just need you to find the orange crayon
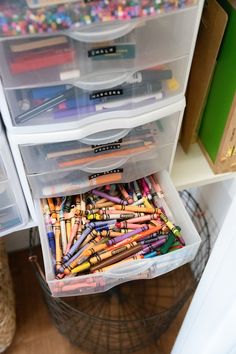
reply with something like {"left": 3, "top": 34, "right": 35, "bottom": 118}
{"left": 114, "top": 205, "right": 160, "bottom": 214}
{"left": 55, "top": 222, "right": 63, "bottom": 271}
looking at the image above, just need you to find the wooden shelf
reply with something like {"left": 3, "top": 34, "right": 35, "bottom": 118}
{"left": 171, "top": 143, "right": 236, "bottom": 190}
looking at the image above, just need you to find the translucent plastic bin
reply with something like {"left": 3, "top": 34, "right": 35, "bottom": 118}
{"left": 0, "top": 120, "right": 28, "bottom": 236}
{"left": 36, "top": 170, "right": 201, "bottom": 297}
{"left": 20, "top": 117, "right": 179, "bottom": 175}
{"left": 0, "top": 1, "right": 198, "bottom": 39}
{"left": 0, "top": 9, "right": 197, "bottom": 90}
{"left": 2, "top": 61, "right": 185, "bottom": 134}
{"left": 0, "top": 181, "right": 15, "bottom": 209}
{"left": 28, "top": 143, "right": 174, "bottom": 198}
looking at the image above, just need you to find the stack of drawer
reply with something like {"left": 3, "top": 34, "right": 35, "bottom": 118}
{"left": 0, "top": 120, "right": 28, "bottom": 236}
{"left": 0, "top": 0, "right": 203, "bottom": 296}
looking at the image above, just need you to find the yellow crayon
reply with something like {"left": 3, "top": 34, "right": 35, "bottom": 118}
{"left": 143, "top": 197, "right": 153, "bottom": 209}
{"left": 87, "top": 213, "right": 102, "bottom": 221}
{"left": 65, "top": 219, "right": 71, "bottom": 243}
{"left": 84, "top": 239, "right": 109, "bottom": 257}
{"left": 71, "top": 261, "right": 91, "bottom": 274}
{"left": 64, "top": 236, "right": 102, "bottom": 274}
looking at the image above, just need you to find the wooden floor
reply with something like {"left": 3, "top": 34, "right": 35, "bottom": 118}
{"left": 4, "top": 249, "right": 191, "bottom": 354}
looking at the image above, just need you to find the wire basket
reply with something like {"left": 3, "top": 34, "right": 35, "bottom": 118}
{"left": 29, "top": 190, "right": 211, "bottom": 354}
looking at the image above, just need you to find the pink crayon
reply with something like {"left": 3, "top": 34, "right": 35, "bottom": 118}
{"left": 127, "top": 214, "right": 160, "bottom": 223}
{"left": 115, "top": 222, "right": 147, "bottom": 229}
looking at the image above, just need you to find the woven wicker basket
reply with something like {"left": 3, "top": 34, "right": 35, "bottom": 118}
{"left": 0, "top": 239, "right": 15, "bottom": 353}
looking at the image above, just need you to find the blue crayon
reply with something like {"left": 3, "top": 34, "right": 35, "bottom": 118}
{"left": 47, "top": 226, "right": 56, "bottom": 258}
{"left": 144, "top": 251, "right": 159, "bottom": 258}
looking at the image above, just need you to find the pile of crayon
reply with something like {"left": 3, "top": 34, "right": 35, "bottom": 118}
{"left": 0, "top": 0, "right": 196, "bottom": 37}
{"left": 43, "top": 174, "right": 185, "bottom": 279}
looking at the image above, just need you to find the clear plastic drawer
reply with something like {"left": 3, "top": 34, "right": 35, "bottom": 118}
{"left": 0, "top": 8, "right": 197, "bottom": 90}
{"left": 0, "top": 1, "right": 198, "bottom": 39}
{"left": 36, "top": 170, "right": 201, "bottom": 297}
{"left": 20, "top": 116, "right": 179, "bottom": 175}
{"left": 3, "top": 60, "right": 185, "bottom": 133}
{"left": 27, "top": 143, "right": 174, "bottom": 198}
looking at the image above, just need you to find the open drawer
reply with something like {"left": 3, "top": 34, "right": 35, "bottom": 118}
{"left": 36, "top": 170, "right": 201, "bottom": 297}
{"left": 0, "top": 1, "right": 198, "bottom": 39}
{"left": 0, "top": 120, "right": 28, "bottom": 236}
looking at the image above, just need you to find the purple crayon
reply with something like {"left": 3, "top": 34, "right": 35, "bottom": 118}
{"left": 92, "top": 189, "right": 128, "bottom": 205}
{"left": 107, "top": 226, "right": 148, "bottom": 246}
{"left": 141, "top": 239, "right": 167, "bottom": 255}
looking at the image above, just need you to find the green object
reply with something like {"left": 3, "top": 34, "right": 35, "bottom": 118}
{"left": 159, "top": 233, "right": 176, "bottom": 254}
{"left": 199, "top": 0, "right": 236, "bottom": 162}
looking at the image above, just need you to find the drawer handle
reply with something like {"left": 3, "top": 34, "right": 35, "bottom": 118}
{"left": 69, "top": 22, "right": 138, "bottom": 43}
{"left": 73, "top": 71, "right": 135, "bottom": 91}
{"left": 105, "top": 261, "right": 152, "bottom": 279}
{"left": 79, "top": 157, "right": 129, "bottom": 173}
{"left": 80, "top": 129, "right": 131, "bottom": 145}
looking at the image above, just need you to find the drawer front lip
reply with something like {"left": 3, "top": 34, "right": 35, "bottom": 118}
{"left": 27, "top": 144, "right": 174, "bottom": 198}
{"left": 35, "top": 170, "right": 201, "bottom": 297}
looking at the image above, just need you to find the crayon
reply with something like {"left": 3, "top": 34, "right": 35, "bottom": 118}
{"left": 63, "top": 223, "right": 95, "bottom": 262}
{"left": 107, "top": 226, "right": 148, "bottom": 246}
{"left": 83, "top": 240, "right": 109, "bottom": 257}
{"left": 141, "top": 238, "right": 167, "bottom": 255}
{"left": 92, "top": 189, "right": 128, "bottom": 206}
{"left": 114, "top": 205, "right": 160, "bottom": 213}
{"left": 115, "top": 222, "right": 147, "bottom": 229}
{"left": 118, "top": 184, "right": 134, "bottom": 204}
{"left": 65, "top": 219, "right": 71, "bottom": 243}
{"left": 90, "top": 244, "right": 144, "bottom": 272}
{"left": 133, "top": 181, "right": 142, "bottom": 199}
{"left": 93, "top": 255, "right": 145, "bottom": 272}
{"left": 47, "top": 198, "right": 57, "bottom": 221}
{"left": 54, "top": 222, "right": 62, "bottom": 272}
{"left": 89, "top": 242, "right": 138, "bottom": 266}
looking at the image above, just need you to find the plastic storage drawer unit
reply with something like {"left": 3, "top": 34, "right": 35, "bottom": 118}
{"left": 36, "top": 170, "right": 201, "bottom": 297}
{"left": 19, "top": 110, "right": 181, "bottom": 197}
{"left": 0, "top": 1, "right": 198, "bottom": 39}
{"left": 0, "top": 120, "right": 28, "bottom": 236}
{"left": 0, "top": 7, "right": 199, "bottom": 133}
